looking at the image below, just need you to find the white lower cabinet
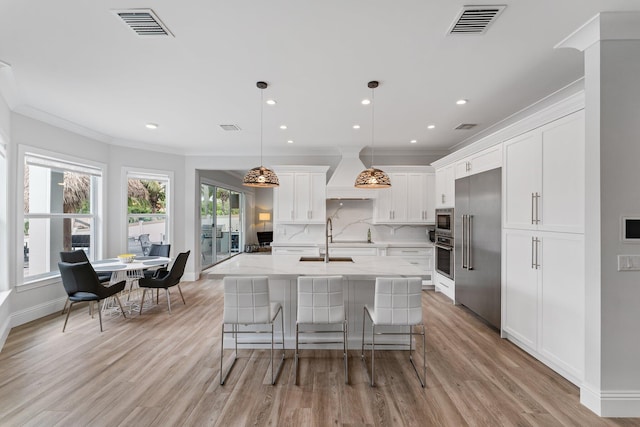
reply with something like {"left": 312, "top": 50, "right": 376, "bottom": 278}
{"left": 385, "top": 247, "right": 433, "bottom": 286}
{"left": 434, "top": 272, "right": 454, "bottom": 301}
{"left": 271, "top": 246, "right": 319, "bottom": 256}
{"left": 502, "top": 228, "right": 584, "bottom": 384}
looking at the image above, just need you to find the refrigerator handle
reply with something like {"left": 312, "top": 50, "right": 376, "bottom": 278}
{"left": 467, "top": 215, "right": 473, "bottom": 270}
{"left": 461, "top": 215, "right": 467, "bottom": 269}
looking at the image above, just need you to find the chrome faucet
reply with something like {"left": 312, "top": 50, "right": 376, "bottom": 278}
{"left": 325, "top": 217, "right": 333, "bottom": 263}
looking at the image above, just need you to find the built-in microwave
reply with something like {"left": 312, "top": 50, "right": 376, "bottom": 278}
{"left": 435, "top": 208, "right": 454, "bottom": 236}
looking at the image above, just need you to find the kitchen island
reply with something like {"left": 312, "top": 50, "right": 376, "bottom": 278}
{"left": 207, "top": 254, "right": 427, "bottom": 349}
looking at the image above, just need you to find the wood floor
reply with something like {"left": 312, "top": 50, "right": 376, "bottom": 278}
{"left": 1, "top": 278, "right": 638, "bottom": 427}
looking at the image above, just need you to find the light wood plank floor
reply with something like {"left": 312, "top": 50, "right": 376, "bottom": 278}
{"left": 1, "top": 278, "right": 638, "bottom": 426}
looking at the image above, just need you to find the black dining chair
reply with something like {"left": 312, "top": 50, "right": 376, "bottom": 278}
{"left": 138, "top": 251, "right": 190, "bottom": 315}
{"left": 143, "top": 244, "right": 171, "bottom": 279}
{"left": 59, "top": 250, "right": 111, "bottom": 314}
{"left": 58, "top": 261, "right": 127, "bottom": 332}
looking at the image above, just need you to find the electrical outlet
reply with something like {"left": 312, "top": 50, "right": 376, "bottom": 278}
{"left": 617, "top": 255, "right": 640, "bottom": 271}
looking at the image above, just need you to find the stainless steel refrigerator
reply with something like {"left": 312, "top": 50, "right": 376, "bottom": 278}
{"left": 455, "top": 168, "right": 501, "bottom": 329}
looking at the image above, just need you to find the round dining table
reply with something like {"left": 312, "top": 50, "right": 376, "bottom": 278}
{"left": 92, "top": 256, "right": 171, "bottom": 314}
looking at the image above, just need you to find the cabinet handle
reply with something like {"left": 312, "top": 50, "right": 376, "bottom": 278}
{"left": 535, "top": 192, "right": 541, "bottom": 225}
{"left": 531, "top": 236, "right": 535, "bottom": 269}
{"left": 535, "top": 237, "right": 540, "bottom": 269}
{"left": 531, "top": 193, "right": 535, "bottom": 225}
{"left": 442, "top": 194, "right": 445, "bottom": 204}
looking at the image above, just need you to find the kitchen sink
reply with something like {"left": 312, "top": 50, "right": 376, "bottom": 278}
{"left": 299, "top": 256, "right": 354, "bottom": 262}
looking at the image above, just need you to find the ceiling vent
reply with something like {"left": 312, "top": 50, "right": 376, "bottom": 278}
{"left": 455, "top": 123, "right": 478, "bottom": 130}
{"left": 448, "top": 5, "right": 506, "bottom": 35}
{"left": 113, "top": 9, "right": 174, "bottom": 37}
{"left": 219, "top": 124, "right": 241, "bottom": 131}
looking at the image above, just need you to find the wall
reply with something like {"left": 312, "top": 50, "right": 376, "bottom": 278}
{"left": 0, "top": 86, "right": 11, "bottom": 348}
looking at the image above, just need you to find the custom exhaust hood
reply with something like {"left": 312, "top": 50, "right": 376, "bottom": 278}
{"left": 326, "top": 148, "right": 378, "bottom": 199}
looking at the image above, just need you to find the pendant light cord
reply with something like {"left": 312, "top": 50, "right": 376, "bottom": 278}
{"left": 370, "top": 86, "right": 375, "bottom": 168}
{"left": 260, "top": 87, "right": 264, "bottom": 166}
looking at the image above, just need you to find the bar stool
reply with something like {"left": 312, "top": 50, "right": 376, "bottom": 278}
{"left": 361, "top": 277, "right": 425, "bottom": 387}
{"left": 219, "top": 276, "right": 285, "bottom": 385}
{"left": 295, "top": 275, "right": 347, "bottom": 385}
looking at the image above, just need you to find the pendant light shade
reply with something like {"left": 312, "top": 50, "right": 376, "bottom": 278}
{"left": 243, "top": 81, "right": 279, "bottom": 188}
{"left": 355, "top": 81, "right": 391, "bottom": 189}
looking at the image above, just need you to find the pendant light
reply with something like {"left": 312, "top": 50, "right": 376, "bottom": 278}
{"left": 355, "top": 81, "right": 391, "bottom": 189}
{"left": 243, "top": 81, "right": 279, "bottom": 188}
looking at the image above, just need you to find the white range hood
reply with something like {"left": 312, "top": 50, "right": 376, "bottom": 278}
{"left": 326, "top": 148, "right": 377, "bottom": 199}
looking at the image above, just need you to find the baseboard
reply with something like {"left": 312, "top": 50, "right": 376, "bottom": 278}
{"left": 10, "top": 296, "right": 67, "bottom": 328}
{"left": 581, "top": 384, "right": 640, "bottom": 417}
{"left": 0, "top": 290, "right": 11, "bottom": 352}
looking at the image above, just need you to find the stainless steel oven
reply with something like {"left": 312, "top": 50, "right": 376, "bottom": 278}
{"left": 435, "top": 233, "right": 454, "bottom": 280}
{"left": 435, "top": 208, "right": 454, "bottom": 236}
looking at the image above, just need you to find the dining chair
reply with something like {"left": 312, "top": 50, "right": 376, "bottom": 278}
{"left": 138, "top": 250, "right": 189, "bottom": 314}
{"left": 59, "top": 250, "right": 111, "bottom": 315}
{"left": 58, "top": 261, "right": 127, "bottom": 332}
{"left": 220, "top": 276, "right": 285, "bottom": 385}
{"left": 143, "top": 244, "right": 171, "bottom": 279}
{"left": 361, "top": 277, "right": 425, "bottom": 387}
{"left": 295, "top": 275, "right": 347, "bottom": 385}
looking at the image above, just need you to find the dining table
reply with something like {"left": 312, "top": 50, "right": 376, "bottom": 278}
{"left": 92, "top": 256, "right": 171, "bottom": 314}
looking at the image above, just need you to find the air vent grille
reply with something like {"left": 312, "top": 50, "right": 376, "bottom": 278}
{"left": 220, "top": 124, "right": 241, "bottom": 131}
{"left": 455, "top": 123, "right": 478, "bottom": 130}
{"left": 113, "top": 9, "right": 173, "bottom": 37}
{"left": 448, "top": 5, "right": 506, "bottom": 35}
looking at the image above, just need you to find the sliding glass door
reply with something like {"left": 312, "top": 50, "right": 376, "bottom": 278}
{"left": 200, "top": 183, "right": 243, "bottom": 269}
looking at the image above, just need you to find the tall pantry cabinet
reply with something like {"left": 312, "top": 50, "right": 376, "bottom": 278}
{"left": 502, "top": 109, "right": 585, "bottom": 384}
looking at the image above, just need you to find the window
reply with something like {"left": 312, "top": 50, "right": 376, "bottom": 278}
{"left": 22, "top": 151, "right": 103, "bottom": 282}
{"left": 126, "top": 171, "right": 171, "bottom": 256}
{"left": 200, "top": 182, "right": 243, "bottom": 268}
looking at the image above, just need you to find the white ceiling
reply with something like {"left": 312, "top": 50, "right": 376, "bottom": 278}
{"left": 1, "top": 1, "right": 639, "bottom": 157}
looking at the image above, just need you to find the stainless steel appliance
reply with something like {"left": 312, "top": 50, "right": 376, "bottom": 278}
{"left": 435, "top": 233, "right": 454, "bottom": 279}
{"left": 435, "top": 208, "right": 454, "bottom": 235}
{"left": 455, "top": 168, "right": 501, "bottom": 329}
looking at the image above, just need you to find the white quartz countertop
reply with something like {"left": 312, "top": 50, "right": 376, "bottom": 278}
{"left": 269, "top": 241, "right": 433, "bottom": 248}
{"left": 206, "top": 254, "right": 428, "bottom": 279}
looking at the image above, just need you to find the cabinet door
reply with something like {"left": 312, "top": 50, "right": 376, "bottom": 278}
{"left": 390, "top": 173, "right": 408, "bottom": 222}
{"left": 502, "top": 229, "right": 538, "bottom": 349}
{"left": 424, "top": 173, "right": 436, "bottom": 223}
{"left": 540, "top": 111, "right": 585, "bottom": 233}
{"left": 274, "top": 173, "right": 295, "bottom": 222}
{"left": 539, "top": 232, "right": 584, "bottom": 380}
{"left": 407, "top": 173, "right": 429, "bottom": 223}
{"left": 436, "top": 165, "right": 455, "bottom": 208}
{"left": 293, "top": 173, "right": 311, "bottom": 222}
{"left": 373, "top": 183, "right": 394, "bottom": 222}
{"left": 504, "top": 131, "right": 542, "bottom": 230}
{"left": 308, "top": 172, "right": 326, "bottom": 222}
{"left": 469, "top": 144, "right": 502, "bottom": 176}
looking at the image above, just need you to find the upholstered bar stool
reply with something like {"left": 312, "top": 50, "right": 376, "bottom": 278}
{"left": 220, "top": 276, "right": 285, "bottom": 385}
{"left": 361, "top": 277, "right": 425, "bottom": 387}
{"left": 295, "top": 275, "right": 347, "bottom": 385}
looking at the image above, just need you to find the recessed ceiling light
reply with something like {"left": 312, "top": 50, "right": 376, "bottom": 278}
{"left": 353, "top": 125, "right": 360, "bottom": 129}
{"left": 266, "top": 99, "right": 276, "bottom": 105}
{"left": 145, "top": 123, "right": 158, "bottom": 129}
{"left": 456, "top": 99, "right": 468, "bottom": 105}
{"left": 279, "top": 125, "right": 287, "bottom": 130}
{"left": 287, "top": 140, "right": 294, "bottom": 144}
{"left": 361, "top": 99, "right": 371, "bottom": 105}
{"left": 427, "top": 124, "right": 435, "bottom": 129}
{"left": 410, "top": 140, "right": 417, "bottom": 144}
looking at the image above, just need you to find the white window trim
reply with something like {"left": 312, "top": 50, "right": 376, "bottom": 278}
{"left": 122, "top": 166, "right": 173, "bottom": 254}
{"left": 18, "top": 145, "right": 106, "bottom": 287}
{"left": 0, "top": 141, "right": 8, "bottom": 292}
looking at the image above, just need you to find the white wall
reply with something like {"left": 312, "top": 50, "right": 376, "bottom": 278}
{"left": 0, "top": 88, "right": 11, "bottom": 349}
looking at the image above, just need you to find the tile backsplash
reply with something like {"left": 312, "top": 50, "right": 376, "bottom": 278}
{"left": 273, "top": 199, "right": 433, "bottom": 243}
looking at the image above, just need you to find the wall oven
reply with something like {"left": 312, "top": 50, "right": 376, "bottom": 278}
{"left": 435, "top": 208, "right": 454, "bottom": 236}
{"left": 435, "top": 234, "right": 454, "bottom": 280}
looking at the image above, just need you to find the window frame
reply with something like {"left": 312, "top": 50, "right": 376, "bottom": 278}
{"left": 18, "top": 145, "right": 106, "bottom": 289}
{"left": 122, "top": 167, "right": 173, "bottom": 255}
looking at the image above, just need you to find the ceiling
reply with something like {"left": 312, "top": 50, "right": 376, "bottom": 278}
{"left": 1, "top": 1, "right": 639, "bottom": 157}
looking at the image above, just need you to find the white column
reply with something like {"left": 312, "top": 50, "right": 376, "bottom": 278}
{"left": 557, "top": 12, "right": 640, "bottom": 417}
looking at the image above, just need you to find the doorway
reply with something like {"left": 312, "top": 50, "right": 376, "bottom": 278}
{"left": 200, "top": 184, "right": 243, "bottom": 269}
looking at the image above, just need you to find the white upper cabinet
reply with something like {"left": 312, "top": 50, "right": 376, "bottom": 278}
{"left": 273, "top": 166, "right": 328, "bottom": 224}
{"left": 455, "top": 144, "right": 503, "bottom": 179}
{"left": 504, "top": 110, "right": 585, "bottom": 233}
{"left": 373, "top": 167, "right": 434, "bottom": 224}
{"left": 435, "top": 164, "right": 455, "bottom": 208}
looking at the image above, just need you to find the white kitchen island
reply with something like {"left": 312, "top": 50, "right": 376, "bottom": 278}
{"left": 207, "top": 254, "right": 427, "bottom": 349}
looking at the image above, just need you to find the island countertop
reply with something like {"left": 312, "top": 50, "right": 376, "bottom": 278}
{"left": 206, "top": 253, "right": 427, "bottom": 280}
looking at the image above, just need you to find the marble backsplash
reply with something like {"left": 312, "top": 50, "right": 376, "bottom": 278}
{"left": 273, "top": 199, "right": 433, "bottom": 243}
